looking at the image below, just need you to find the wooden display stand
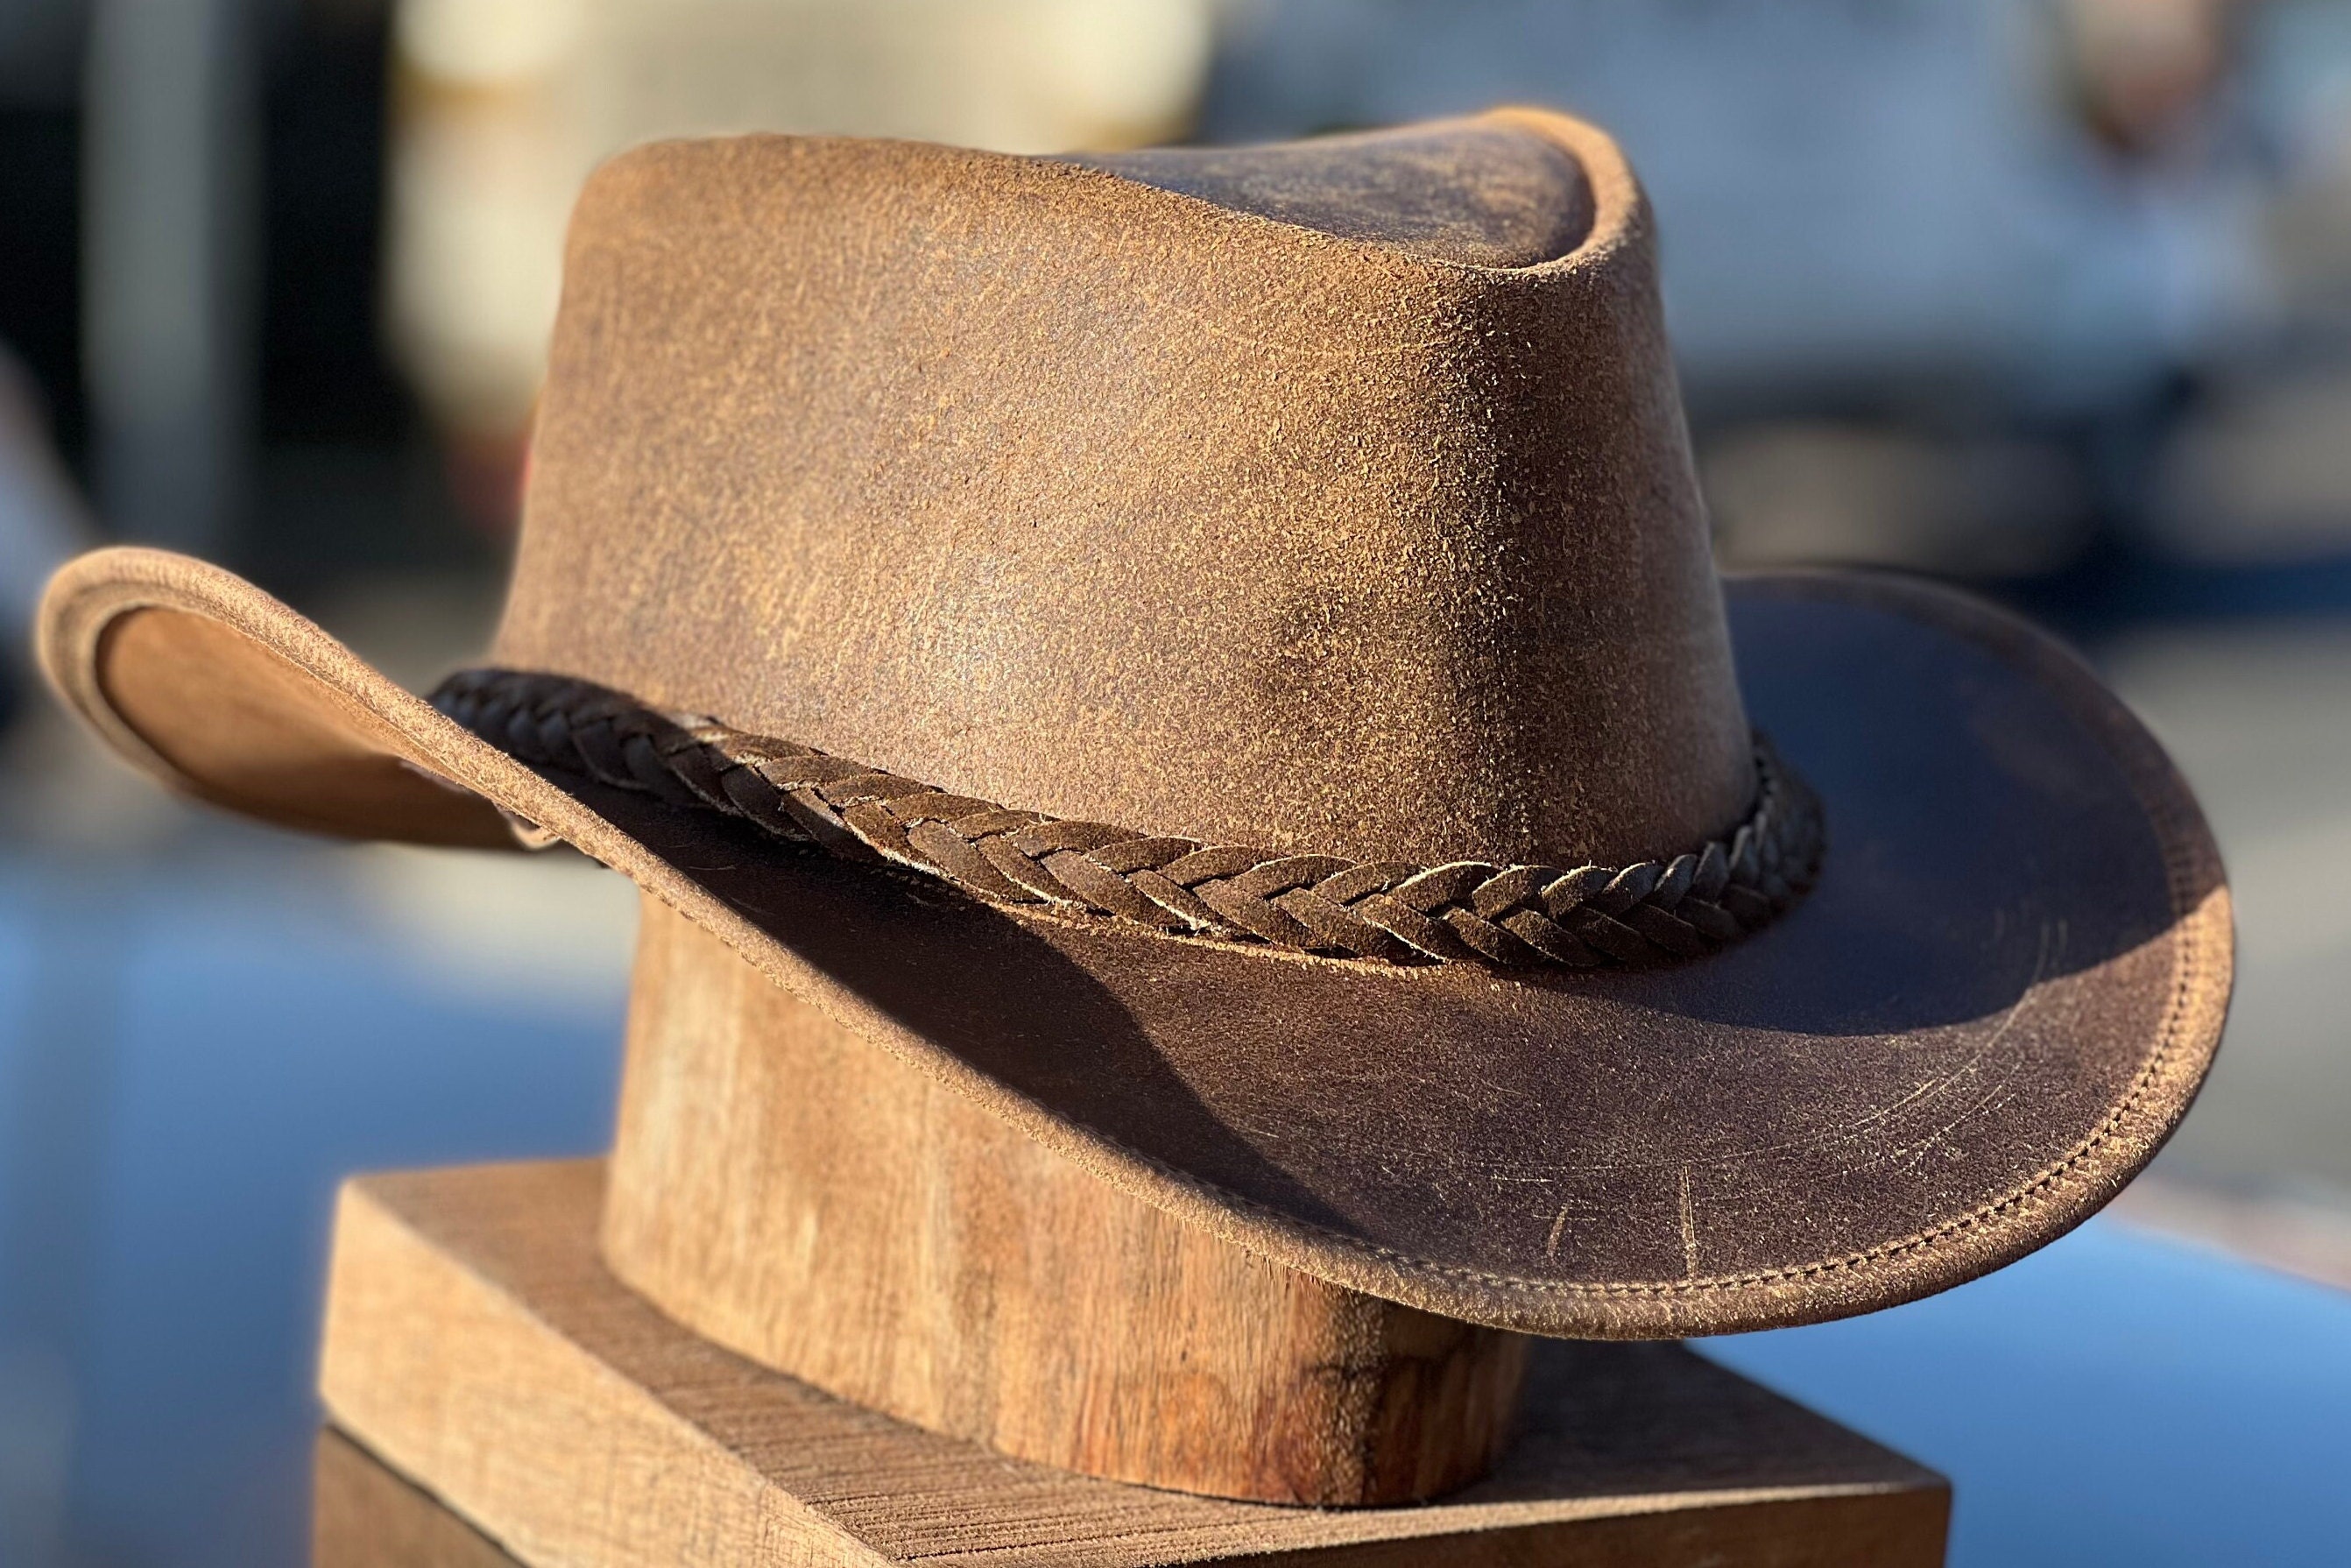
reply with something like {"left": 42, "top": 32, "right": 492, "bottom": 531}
{"left": 603, "top": 900, "right": 1525, "bottom": 1506}
{"left": 311, "top": 901, "right": 1949, "bottom": 1564}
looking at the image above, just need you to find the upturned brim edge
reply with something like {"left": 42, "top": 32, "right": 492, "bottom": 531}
{"left": 39, "top": 547, "right": 2231, "bottom": 1337}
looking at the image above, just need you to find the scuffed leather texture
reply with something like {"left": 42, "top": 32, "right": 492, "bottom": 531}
{"left": 492, "top": 576, "right": 2227, "bottom": 1334}
{"left": 496, "top": 110, "right": 1754, "bottom": 872}
{"left": 1071, "top": 122, "right": 1596, "bottom": 267}
{"left": 32, "top": 111, "right": 2230, "bottom": 1332}
{"left": 36, "top": 554, "right": 2228, "bottom": 1335}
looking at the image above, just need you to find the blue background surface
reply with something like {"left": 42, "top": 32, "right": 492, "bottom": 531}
{"left": 1707, "top": 1220, "right": 2351, "bottom": 1564}
{"left": 0, "top": 850, "right": 628, "bottom": 1566}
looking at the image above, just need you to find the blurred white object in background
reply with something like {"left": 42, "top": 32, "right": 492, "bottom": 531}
{"left": 385, "top": 0, "right": 1217, "bottom": 515}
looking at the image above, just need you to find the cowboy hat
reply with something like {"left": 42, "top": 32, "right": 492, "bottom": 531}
{"left": 38, "top": 109, "right": 2228, "bottom": 1337}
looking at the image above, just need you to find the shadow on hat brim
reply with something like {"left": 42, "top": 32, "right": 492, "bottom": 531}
{"left": 39, "top": 547, "right": 2229, "bottom": 1337}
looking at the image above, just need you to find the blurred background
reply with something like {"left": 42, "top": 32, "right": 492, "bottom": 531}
{"left": 0, "top": 1, "right": 2347, "bottom": 1564}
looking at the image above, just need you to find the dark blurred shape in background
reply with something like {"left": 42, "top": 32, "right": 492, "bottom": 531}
{"left": 1, "top": 4, "right": 2348, "bottom": 1566}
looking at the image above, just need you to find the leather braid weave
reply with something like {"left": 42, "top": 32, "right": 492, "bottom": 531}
{"left": 431, "top": 668, "right": 1824, "bottom": 970}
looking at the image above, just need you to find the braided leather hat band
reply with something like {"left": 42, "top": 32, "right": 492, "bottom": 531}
{"left": 432, "top": 669, "right": 1825, "bottom": 970}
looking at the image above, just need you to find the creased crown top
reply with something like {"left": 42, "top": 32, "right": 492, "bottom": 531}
{"left": 495, "top": 109, "right": 1754, "bottom": 871}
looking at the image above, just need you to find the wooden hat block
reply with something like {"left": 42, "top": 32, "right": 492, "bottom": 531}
{"left": 314, "top": 893, "right": 1952, "bottom": 1565}
{"left": 601, "top": 897, "right": 1526, "bottom": 1506}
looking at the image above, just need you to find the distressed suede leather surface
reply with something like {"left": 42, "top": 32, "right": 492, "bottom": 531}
{"left": 1073, "top": 122, "right": 1595, "bottom": 267}
{"left": 497, "top": 111, "right": 1754, "bottom": 872}
{"left": 35, "top": 111, "right": 2230, "bottom": 1334}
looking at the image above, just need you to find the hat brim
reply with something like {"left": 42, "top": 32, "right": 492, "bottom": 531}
{"left": 40, "top": 548, "right": 2228, "bottom": 1336}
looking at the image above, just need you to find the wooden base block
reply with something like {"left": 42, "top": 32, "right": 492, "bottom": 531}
{"left": 318, "top": 1161, "right": 1950, "bottom": 1567}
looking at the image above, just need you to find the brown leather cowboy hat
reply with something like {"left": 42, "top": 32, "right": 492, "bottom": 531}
{"left": 39, "top": 109, "right": 2228, "bottom": 1337}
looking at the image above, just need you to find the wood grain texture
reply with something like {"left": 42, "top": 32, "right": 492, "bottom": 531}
{"left": 315, "top": 1430, "right": 521, "bottom": 1568}
{"left": 603, "top": 895, "right": 1527, "bottom": 1504}
{"left": 312, "top": 1423, "right": 1935, "bottom": 1568}
{"left": 319, "top": 1160, "right": 1950, "bottom": 1568}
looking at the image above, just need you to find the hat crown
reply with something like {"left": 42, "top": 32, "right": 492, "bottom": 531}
{"left": 494, "top": 110, "right": 1753, "bottom": 868}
